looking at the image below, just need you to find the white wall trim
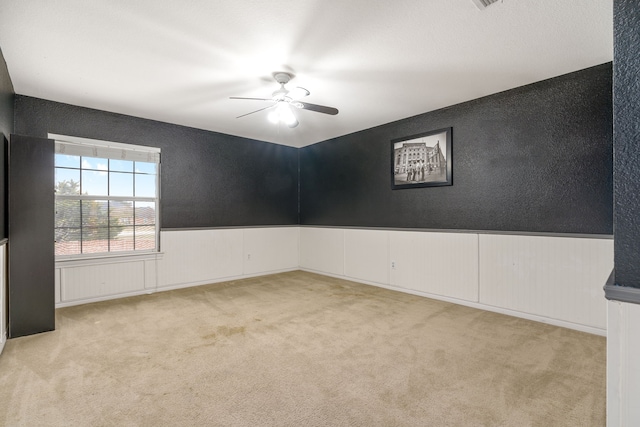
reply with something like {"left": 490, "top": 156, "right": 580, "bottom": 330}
{"left": 298, "top": 224, "right": 613, "bottom": 240}
{"left": 155, "top": 268, "right": 299, "bottom": 294}
{"left": 49, "top": 133, "right": 160, "bottom": 153}
{"left": 55, "top": 251, "right": 163, "bottom": 269}
{"left": 55, "top": 267, "right": 298, "bottom": 308}
{"left": 56, "top": 288, "right": 154, "bottom": 308}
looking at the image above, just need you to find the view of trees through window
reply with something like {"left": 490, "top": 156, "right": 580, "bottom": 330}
{"left": 55, "top": 153, "right": 158, "bottom": 257}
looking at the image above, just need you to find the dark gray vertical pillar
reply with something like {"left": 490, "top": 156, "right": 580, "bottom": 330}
{"left": 0, "top": 46, "right": 15, "bottom": 239}
{"left": 8, "top": 134, "right": 54, "bottom": 337}
{"left": 606, "top": 0, "right": 640, "bottom": 301}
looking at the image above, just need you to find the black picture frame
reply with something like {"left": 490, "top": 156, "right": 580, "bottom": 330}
{"left": 391, "top": 127, "right": 452, "bottom": 189}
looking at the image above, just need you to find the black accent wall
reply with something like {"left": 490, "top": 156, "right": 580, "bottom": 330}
{"left": 8, "top": 135, "right": 55, "bottom": 337}
{"left": 14, "top": 96, "right": 299, "bottom": 228}
{"left": 300, "top": 64, "right": 613, "bottom": 235}
{"left": 0, "top": 47, "right": 15, "bottom": 239}
{"left": 613, "top": 0, "right": 640, "bottom": 289}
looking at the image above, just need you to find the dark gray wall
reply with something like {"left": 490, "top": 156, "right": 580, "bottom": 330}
{"left": 300, "top": 64, "right": 613, "bottom": 235}
{"left": 11, "top": 63, "right": 614, "bottom": 236}
{"left": 613, "top": 0, "right": 640, "bottom": 288}
{"left": 0, "top": 47, "right": 15, "bottom": 239}
{"left": 14, "top": 96, "right": 299, "bottom": 228}
{"left": 8, "top": 135, "right": 55, "bottom": 337}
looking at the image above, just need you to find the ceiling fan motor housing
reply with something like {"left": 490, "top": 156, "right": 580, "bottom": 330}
{"left": 272, "top": 72, "right": 293, "bottom": 99}
{"left": 273, "top": 72, "right": 293, "bottom": 84}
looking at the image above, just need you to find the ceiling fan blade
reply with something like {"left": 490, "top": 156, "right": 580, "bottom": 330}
{"left": 229, "top": 97, "right": 273, "bottom": 101}
{"left": 294, "top": 101, "right": 339, "bottom": 115}
{"left": 288, "top": 86, "right": 310, "bottom": 99}
{"left": 236, "top": 103, "right": 276, "bottom": 119}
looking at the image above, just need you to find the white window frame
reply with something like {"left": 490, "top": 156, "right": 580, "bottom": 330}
{"left": 51, "top": 134, "right": 161, "bottom": 262}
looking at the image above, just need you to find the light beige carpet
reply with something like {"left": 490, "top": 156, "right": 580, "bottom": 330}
{"left": 0, "top": 271, "right": 605, "bottom": 426}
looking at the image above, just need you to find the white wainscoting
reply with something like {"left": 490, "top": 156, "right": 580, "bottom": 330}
{"left": 390, "top": 231, "right": 479, "bottom": 302}
{"left": 61, "top": 259, "right": 145, "bottom": 302}
{"left": 299, "top": 227, "right": 613, "bottom": 335}
{"left": 299, "top": 227, "right": 345, "bottom": 276}
{"left": 344, "top": 229, "right": 389, "bottom": 285}
{"left": 55, "top": 227, "right": 299, "bottom": 307}
{"left": 0, "top": 243, "right": 6, "bottom": 355}
{"left": 53, "top": 226, "right": 613, "bottom": 335}
{"left": 479, "top": 234, "right": 611, "bottom": 330}
{"left": 157, "top": 228, "right": 244, "bottom": 288}
{"left": 242, "top": 227, "right": 299, "bottom": 276}
{"left": 607, "top": 300, "right": 640, "bottom": 427}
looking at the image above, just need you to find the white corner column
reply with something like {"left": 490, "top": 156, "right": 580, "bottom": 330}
{"left": 607, "top": 299, "right": 640, "bottom": 426}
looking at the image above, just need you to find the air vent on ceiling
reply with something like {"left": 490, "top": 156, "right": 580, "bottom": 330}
{"left": 471, "top": 0, "right": 499, "bottom": 10}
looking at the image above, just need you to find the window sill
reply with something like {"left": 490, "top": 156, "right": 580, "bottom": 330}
{"left": 55, "top": 251, "right": 163, "bottom": 268}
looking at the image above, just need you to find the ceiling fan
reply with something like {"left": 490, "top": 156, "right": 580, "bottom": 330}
{"left": 230, "top": 72, "right": 339, "bottom": 128}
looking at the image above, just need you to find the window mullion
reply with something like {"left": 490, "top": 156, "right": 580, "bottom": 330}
{"left": 107, "top": 159, "right": 110, "bottom": 253}
{"left": 80, "top": 199, "right": 84, "bottom": 255}
{"left": 79, "top": 158, "right": 83, "bottom": 255}
{"left": 133, "top": 167, "right": 136, "bottom": 251}
{"left": 56, "top": 194, "right": 155, "bottom": 202}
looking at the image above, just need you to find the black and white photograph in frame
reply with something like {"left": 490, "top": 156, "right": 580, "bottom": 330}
{"left": 391, "top": 127, "right": 452, "bottom": 189}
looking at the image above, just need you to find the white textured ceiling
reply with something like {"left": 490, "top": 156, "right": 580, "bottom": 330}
{"left": 0, "top": 0, "right": 612, "bottom": 147}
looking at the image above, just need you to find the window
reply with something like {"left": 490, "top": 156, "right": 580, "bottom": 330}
{"left": 53, "top": 135, "right": 160, "bottom": 258}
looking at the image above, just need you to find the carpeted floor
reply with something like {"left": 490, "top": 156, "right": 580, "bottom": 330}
{"left": 0, "top": 271, "right": 605, "bottom": 426}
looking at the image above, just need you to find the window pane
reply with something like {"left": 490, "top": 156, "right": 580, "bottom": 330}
{"left": 110, "top": 201, "right": 133, "bottom": 226}
{"left": 55, "top": 168, "right": 80, "bottom": 195}
{"left": 55, "top": 227, "right": 82, "bottom": 243}
{"left": 81, "top": 157, "right": 109, "bottom": 171}
{"left": 56, "top": 199, "right": 81, "bottom": 228}
{"left": 81, "top": 227, "right": 109, "bottom": 254}
{"left": 109, "top": 172, "right": 133, "bottom": 197}
{"left": 110, "top": 159, "right": 133, "bottom": 173}
{"left": 134, "top": 201, "right": 155, "bottom": 225}
{"left": 54, "top": 142, "right": 160, "bottom": 259}
{"left": 82, "top": 170, "right": 108, "bottom": 196}
{"left": 81, "top": 200, "right": 109, "bottom": 227}
{"left": 135, "top": 225, "right": 156, "bottom": 250}
{"left": 134, "top": 161, "right": 156, "bottom": 174}
{"left": 110, "top": 226, "right": 134, "bottom": 252}
{"left": 55, "top": 233, "right": 81, "bottom": 256}
{"left": 135, "top": 174, "right": 156, "bottom": 197}
{"left": 55, "top": 154, "right": 80, "bottom": 168}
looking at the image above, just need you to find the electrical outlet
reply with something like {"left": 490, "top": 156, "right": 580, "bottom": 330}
{"left": 247, "top": 253, "right": 251, "bottom": 261}
{"left": 391, "top": 261, "right": 396, "bottom": 269}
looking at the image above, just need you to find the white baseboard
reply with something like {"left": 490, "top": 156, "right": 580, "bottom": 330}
{"left": 55, "top": 267, "right": 298, "bottom": 308}
{"left": 151, "top": 268, "right": 299, "bottom": 294}
{"left": 300, "top": 267, "right": 606, "bottom": 336}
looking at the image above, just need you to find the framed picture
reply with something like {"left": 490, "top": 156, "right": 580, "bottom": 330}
{"left": 391, "top": 127, "right": 452, "bottom": 189}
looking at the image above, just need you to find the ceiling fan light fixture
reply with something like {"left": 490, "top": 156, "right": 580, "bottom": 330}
{"left": 282, "top": 106, "right": 297, "bottom": 126}
{"left": 231, "top": 70, "right": 338, "bottom": 128}
{"left": 267, "top": 110, "right": 280, "bottom": 124}
{"left": 268, "top": 102, "right": 297, "bottom": 127}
